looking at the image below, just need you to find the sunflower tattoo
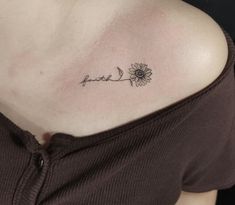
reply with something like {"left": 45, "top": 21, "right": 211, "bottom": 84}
{"left": 79, "top": 63, "right": 153, "bottom": 87}
{"left": 128, "top": 63, "right": 152, "bottom": 87}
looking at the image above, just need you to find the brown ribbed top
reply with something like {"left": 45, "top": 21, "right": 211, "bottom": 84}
{"left": 0, "top": 27, "right": 235, "bottom": 205}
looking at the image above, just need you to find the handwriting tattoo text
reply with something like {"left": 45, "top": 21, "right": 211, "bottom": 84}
{"left": 79, "top": 63, "right": 153, "bottom": 87}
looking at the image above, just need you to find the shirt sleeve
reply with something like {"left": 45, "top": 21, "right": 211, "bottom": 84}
{"left": 181, "top": 120, "right": 235, "bottom": 193}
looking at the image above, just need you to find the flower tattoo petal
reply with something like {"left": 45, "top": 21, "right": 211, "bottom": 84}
{"left": 128, "top": 63, "right": 152, "bottom": 87}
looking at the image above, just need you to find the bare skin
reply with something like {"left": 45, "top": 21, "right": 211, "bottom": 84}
{"left": 0, "top": 0, "right": 228, "bottom": 203}
{"left": 175, "top": 189, "right": 218, "bottom": 205}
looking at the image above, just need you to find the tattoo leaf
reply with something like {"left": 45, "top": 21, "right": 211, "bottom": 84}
{"left": 117, "top": 67, "right": 124, "bottom": 77}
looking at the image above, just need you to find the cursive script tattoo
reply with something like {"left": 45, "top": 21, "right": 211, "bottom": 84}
{"left": 79, "top": 63, "right": 152, "bottom": 87}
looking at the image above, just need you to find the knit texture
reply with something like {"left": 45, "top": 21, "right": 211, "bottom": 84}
{"left": 0, "top": 27, "right": 235, "bottom": 205}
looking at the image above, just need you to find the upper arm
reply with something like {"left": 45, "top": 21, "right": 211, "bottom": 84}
{"left": 175, "top": 190, "right": 218, "bottom": 205}
{"left": 173, "top": 5, "right": 227, "bottom": 205}
{"left": 158, "top": 3, "right": 227, "bottom": 205}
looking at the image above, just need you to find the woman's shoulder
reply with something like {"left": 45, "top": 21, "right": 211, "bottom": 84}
{"left": 180, "top": 1, "right": 229, "bottom": 94}
{"left": 134, "top": 0, "right": 229, "bottom": 101}
{"left": 167, "top": 0, "right": 229, "bottom": 73}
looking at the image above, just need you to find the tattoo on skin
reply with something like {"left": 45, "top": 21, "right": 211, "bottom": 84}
{"left": 79, "top": 63, "right": 152, "bottom": 87}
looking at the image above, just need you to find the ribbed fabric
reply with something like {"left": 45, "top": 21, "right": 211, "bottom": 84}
{"left": 0, "top": 27, "right": 235, "bottom": 205}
